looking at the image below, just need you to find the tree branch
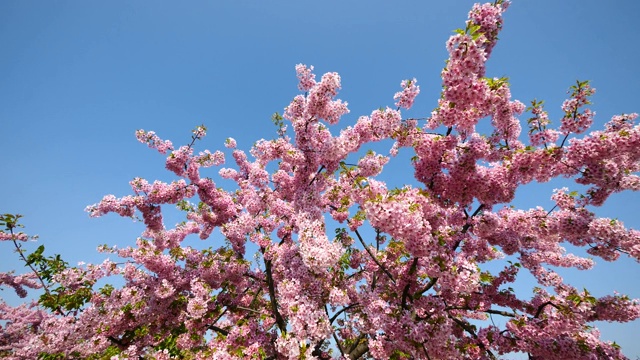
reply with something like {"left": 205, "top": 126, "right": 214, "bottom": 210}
{"left": 324, "top": 305, "right": 346, "bottom": 357}
{"left": 348, "top": 339, "right": 369, "bottom": 360}
{"left": 460, "top": 203, "right": 484, "bottom": 235}
{"left": 449, "top": 315, "right": 497, "bottom": 360}
{"left": 485, "top": 309, "right": 517, "bottom": 318}
{"left": 208, "top": 325, "right": 229, "bottom": 336}
{"left": 353, "top": 228, "right": 395, "bottom": 284}
{"left": 309, "top": 165, "right": 325, "bottom": 186}
{"left": 347, "top": 334, "right": 367, "bottom": 359}
{"left": 11, "top": 236, "right": 66, "bottom": 316}
{"left": 534, "top": 301, "right": 561, "bottom": 319}
{"left": 262, "top": 248, "right": 287, "bottom": 334}
{"left": 414, "top": 277, "right": 438, "bottom": 299}
{"left": 415, "top": 204, "right": 484, "bottom": 300}
{"left": 401, "top": 258, "right": 419, "bottom": 310}
{"left": 329, "top": 303, "right": 359, "bottom": 324}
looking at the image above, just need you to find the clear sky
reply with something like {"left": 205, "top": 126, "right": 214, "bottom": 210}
{"left": 1, "top": 0, "right": 639, "bottom": 357}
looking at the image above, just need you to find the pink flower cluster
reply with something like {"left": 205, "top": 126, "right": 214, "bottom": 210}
{"left": 135, "top": 129, "right": 174, "bottom": 154}
{"left": 287, "top": 64, "right": 350, "bottom": 127}
{"left": 467, "top": 1, "right": 509, "bottom": 57}
{"left": 0, "top": 272, "right": 40, "bottom": 298}
{"left": 295, "top": 63, "right": 316, "bottom": 92}
{"left": 394, "top": 78, "right": 420, "bottom": 110}
{"left": 560, "top": 82, "right": 596, "bottom": 135}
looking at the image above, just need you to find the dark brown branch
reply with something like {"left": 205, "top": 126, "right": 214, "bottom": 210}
{"left": 332, "top": 331, "right": 346, "bottom": 358}
{"left": 460, "top": 203, "right": 484, "bottom": 235}
{"left": 373, "top": 229, "right": 382, "bottom": 289}
{"left": 309, "top": 165, "right": 325, "bottom": 186}
{"left": 263, "top": 249, "right": 287, "bottom": 334}
{"left": 234, "top": 305, "right": 263, "bottom": 315}
{"left": 558, "top": 107, "right": 579, "bottom": 148}
{"left": 353, "top": 228, "right": 395, "bottom": 284}
{"left": 401, "top": 258, "right": 419, "bottom": 310}
{"left": 449, "top": 315, "right": 497, "bottom": 360}
{"left": 446, "top": 306, "right": 517, "bottom": 318}
{"left": 485, "top": 309, "right": 517, "bottom": 317}
{"left": 209, "top": 305, "right": 228, "bottom": 330}
{"left": 534, "top": 301, "right": 561, "bottom": 319}
{"left": 414, "top": 277, "right": 438, "bottom": 299}
{"left": 327, "top": 205, "right": 395, "bottom": 286}
{"left": 11, "top": 237, "right": 66, "bottom": 316}
{"left": 311, "top": 341, "right": 331, "bottom": 359}
{"left": 545, "top": 204, "right": 559, "bottom": 217}
{"left": 324, "top": 305, "right": 346, "bottom": 357}
{"left": 422, "top": 343, "right": 433, "bottom": 360}
{"left": 348, "top": 339, "right": 369, "bottom": 360}
{"left": 329, "top": 303, "right": 359, "bottom": 324}
{"left": 243, "top": 272, "right": 266, "bottom": 283}
{"left": 347, "top": 334, "right": 367, "bottom": 358}
{"left": 415, "top": 204, "right": 484, "bottom": 300}
{"left": 209, "top": 325, "right": 229, "bottom": 336}
{"left": 346, "top": 268, "right": 365, "bottom": 280}
{"left": 108, "top": 335, "right": 126, "bottom": 350}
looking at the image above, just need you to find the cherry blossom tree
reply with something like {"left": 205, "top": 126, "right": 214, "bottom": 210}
{"left": 2, "top": 1, "right": 640, "bottom": 359}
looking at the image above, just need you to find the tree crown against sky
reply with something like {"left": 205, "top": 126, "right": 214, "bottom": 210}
{"left": 2, "top": 1, "right": 640, "bottom": 359}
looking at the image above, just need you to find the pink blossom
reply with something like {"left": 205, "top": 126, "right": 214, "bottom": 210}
{"left": 135, "top": 129, "right": 174, "bottom": 154}
{"left": 295, "top": 63, "right": 316, "bottom": 91}
{"left": 393, "top": 78, "right": 420, "bottom": 110}
{"left": 225, "top": 137, "right": 237, "bottom": 149}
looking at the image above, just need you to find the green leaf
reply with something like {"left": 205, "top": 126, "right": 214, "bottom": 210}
{"left": 479, "top": 272, "right": 494, "bottom": 284}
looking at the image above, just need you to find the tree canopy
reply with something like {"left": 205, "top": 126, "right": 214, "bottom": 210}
{"left": 2, "top": 1, "right": 639, "bottom": 359}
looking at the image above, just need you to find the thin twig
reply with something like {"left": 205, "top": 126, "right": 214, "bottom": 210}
{"left": 401, "top": 258, "right": 418, "bottom": 310}
{"left": 329, "top": 303, "right": 360, "bottom": 324}
{"left": 325, "top": 305, "right": 346, "bottom": 357}
{"left": 263, "top": 248, "right": 287, "bottom": 334}
{"left": 11, "top": 236, "right": 65, "bottom": 316}
{"left": 353, "top": 228, "right": 395, "bottom": 284}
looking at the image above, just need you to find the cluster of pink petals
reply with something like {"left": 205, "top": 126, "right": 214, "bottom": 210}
{"left": 0, "top": 272, "right": 40, "bottom": 298}
{"left": 0, "top": 231, "right": 28, "bottom": 241}
{"left": 295, "top": 63, "right": 316, "bottom": 92}
{"left": 560, "top": 84, "right": 596, "bottom": 135}
{"left": 135, "top": 129, "right": 174, "bottom": 154}
{"left": 394, "top": 78, "right": 420, "bottom": 109}
{"left": 467, "top": 2, "right": 509, "bottom": 56}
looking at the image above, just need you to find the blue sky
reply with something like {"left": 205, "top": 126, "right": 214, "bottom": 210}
{"left": 1, "top": 0, "right": 639, "bottom": 357}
